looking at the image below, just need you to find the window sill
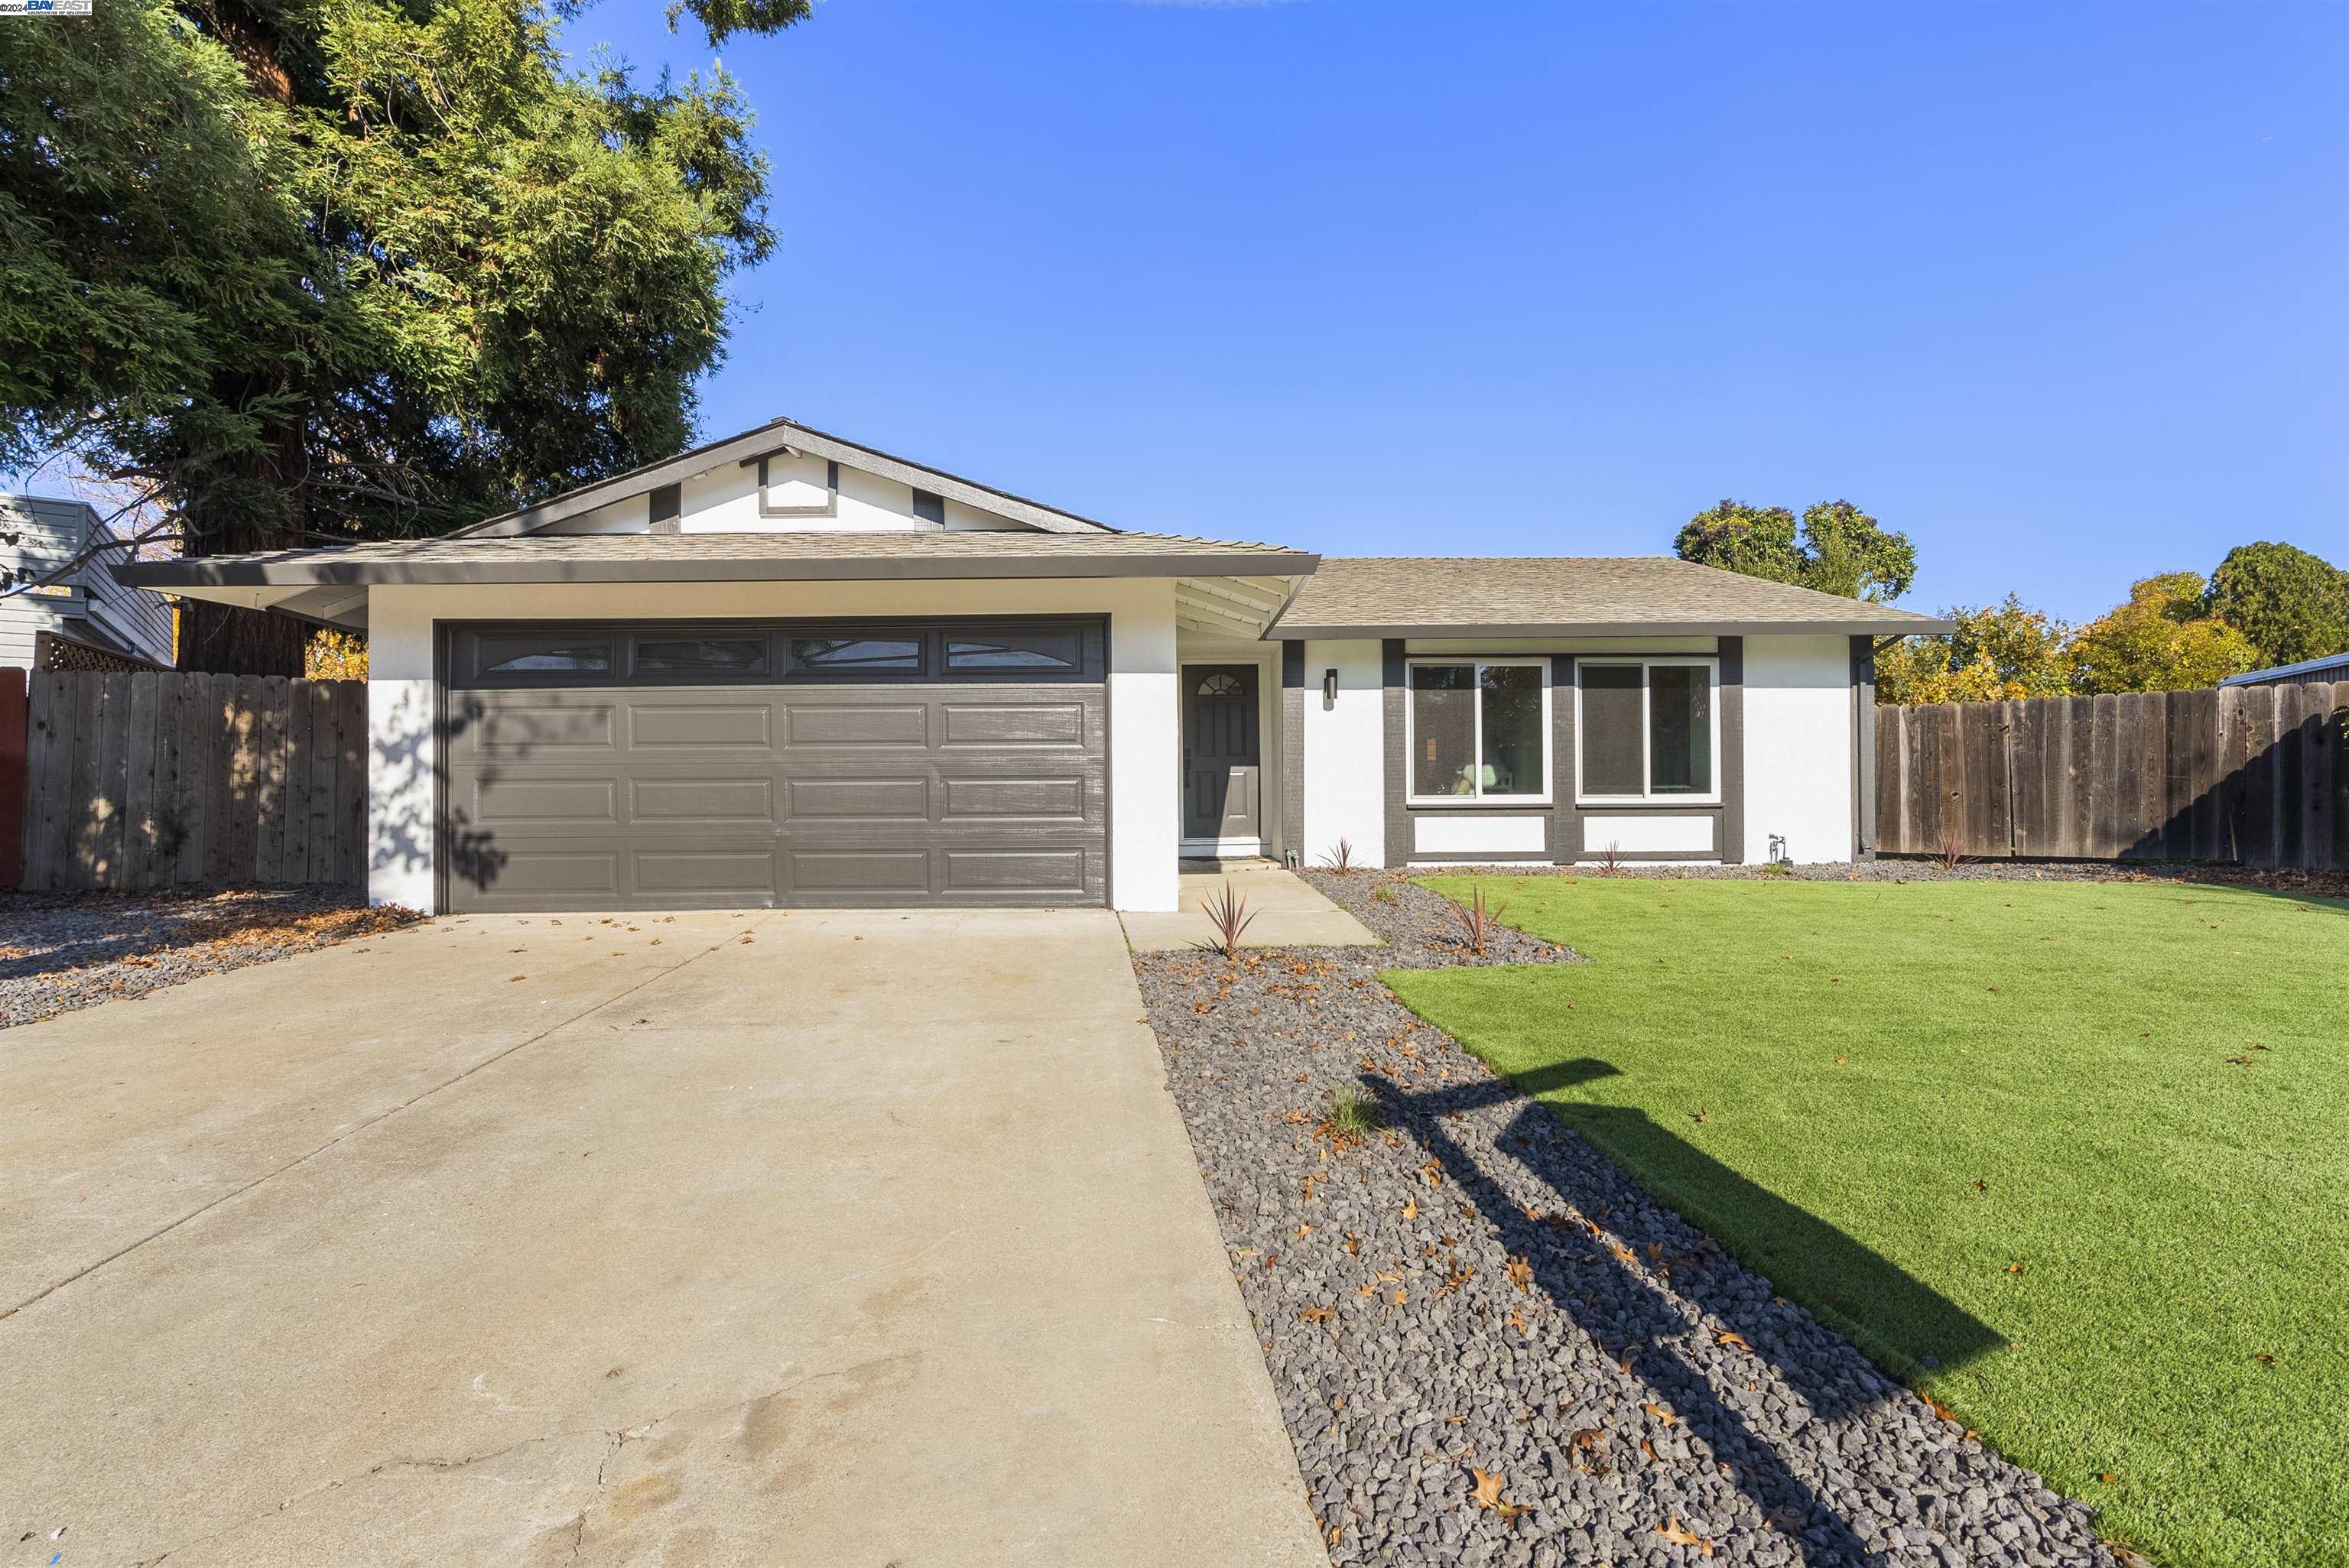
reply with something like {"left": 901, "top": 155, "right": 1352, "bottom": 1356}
{"left": 1575, "top": 796, "right": 1723, "bottom": 810}
{"left": 1405, "top": 796, "right": 1555, "bottom": 810}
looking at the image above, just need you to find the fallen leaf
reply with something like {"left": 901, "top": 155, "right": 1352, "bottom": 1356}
{"left": 507, "top": 975, "right": 525, "bottom": 982}
{"left": 2005, "top": 1263, "right": 2026, "bottom": 1275}
{"left": 1467, "top": 1467, "right": 1523, "bottom": 1521}
{"left": 1691, "top": 1108, "right": 1710, "bottom": 1124}
{"left": 1971, "top": 1179, "right": 1987, "bottom": 1192}
{"left": 1505, "top": 1256, "right": 1533, "bottom": 1294}
{"left": 2097, "top": 1472, "right": 2119, "bottom": 1485}
{"left": 1642, "top": 1401, "right": 1680, "bottom": 1427}
{"left": 1655, "top": 1518, "right": 1714, "bottom": 1557}
{"left": 1392, "top": 1288, "right": 1408, "bottom": 1306}
{"left": 1295, "top": 1223, "right": 1314, "bottom": 1238}
{"left": 1345, "top": 1232, "right": 1362, "bottom": 1258}
{"left": 1298, "top": 1307, "right": 1333, "bottom": 1325}
{"left": 1402, "top": 1200, "right": 1418, "bottom": 1221}
{"left": 1641, "top": 1437, "right": 1660, "bottom": 1462}
{"left": 1507, "top": 1308, "right": 1526, "bottom": 1333}
{"left": 2254, "top": 1352, "right": 2276, "bottom": 1365}
{"left": 1716, "top": 1330, "right": 1750, "bottom": 1349}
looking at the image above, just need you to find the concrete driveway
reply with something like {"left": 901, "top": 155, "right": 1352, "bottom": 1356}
{"left": 0, "top": 908, "right": 1324, "bottom": 1568}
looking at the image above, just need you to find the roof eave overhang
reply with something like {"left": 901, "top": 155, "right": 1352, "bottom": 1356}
{"left": 1266, "top": 617, "right": 1958, "bottom": 641}
{"left": 117, "top": 552, "right": 1320, "bottom": 591}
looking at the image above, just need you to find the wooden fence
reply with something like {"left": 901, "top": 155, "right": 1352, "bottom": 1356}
{"left": 1876, "top": 681, "right": 2348, "bottom": 868}
{"left": 16, "top": 672, "right": 366, "bottom": 892}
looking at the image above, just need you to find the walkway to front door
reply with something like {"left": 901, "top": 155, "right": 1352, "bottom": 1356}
{"left": 1183, "top": 663, "right": 1262, "bottom": 846}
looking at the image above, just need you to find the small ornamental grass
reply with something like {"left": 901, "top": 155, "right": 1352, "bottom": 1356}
{"left": 1317, "top": 1084, "right": 1385, "bottom": 1148}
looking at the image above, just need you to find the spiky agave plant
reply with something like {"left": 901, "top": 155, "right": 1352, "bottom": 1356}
{"left": 1201, "top": 880, "right": 1257, "bottom": 959}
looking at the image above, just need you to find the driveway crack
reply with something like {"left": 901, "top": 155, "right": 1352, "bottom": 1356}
{"left": 6, "top": 915, "right": 776, "bottom": 1320}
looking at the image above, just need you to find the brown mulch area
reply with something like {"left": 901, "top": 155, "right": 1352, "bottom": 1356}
{"left": 0, "top": 887, "right": 425, "bottom": 1030}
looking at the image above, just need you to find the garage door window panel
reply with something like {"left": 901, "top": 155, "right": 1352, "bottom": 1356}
{"left": 789, "top": 635, "right": 925, "bottom": 675}
{"left": 634, "top": 636, "right": 768, "bottom": 677}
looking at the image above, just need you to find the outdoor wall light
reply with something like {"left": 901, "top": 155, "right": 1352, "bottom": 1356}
{"left": 1323, "top": 668, "right": 1338, "bottom": 708}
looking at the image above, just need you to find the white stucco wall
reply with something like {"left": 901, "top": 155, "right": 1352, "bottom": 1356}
{"left": 1741, "top": 634, "right": 1856, "bottom": 865}
{"left": 364, "top": 576, "right": 1181, "bottom": 912}
{"left": 1298, "top": 638, "right": 1388, "bottom": 868}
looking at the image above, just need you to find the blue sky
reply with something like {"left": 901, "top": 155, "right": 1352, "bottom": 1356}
{"left": 573, "top": 1, "right": 2347, "bottom": 624}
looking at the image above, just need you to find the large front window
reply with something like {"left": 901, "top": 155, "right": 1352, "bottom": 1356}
{"left": 1576, "top": 659, "right": 1717, "bottom": 802}
{"left": 1407, "top": 660, "right": 1551, "bottom": 802}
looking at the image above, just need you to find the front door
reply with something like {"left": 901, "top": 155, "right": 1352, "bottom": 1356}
{"left": 1183, "top": 664, "right": 1261, "bottom": 841}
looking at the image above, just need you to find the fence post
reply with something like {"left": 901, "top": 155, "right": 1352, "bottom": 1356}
{"left": 0, "top": 667, "right": 24, "bottom": 891}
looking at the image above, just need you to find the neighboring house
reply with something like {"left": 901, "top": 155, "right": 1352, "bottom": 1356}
{"left": 2, "top": 495, "right": 176, "bottom": 673}
{"left": 122, "top": 418, "right": 1951, "bottom": 914}
{"left": 2220, "top": 653, "right": 2349, "bottom": 690}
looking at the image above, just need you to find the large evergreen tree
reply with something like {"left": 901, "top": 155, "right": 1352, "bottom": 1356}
{"left": 2204, "top": 541, "right": 2349, "bottom": 668}
{"left": 1, "top": 0, "right": 806, "bottom": 671}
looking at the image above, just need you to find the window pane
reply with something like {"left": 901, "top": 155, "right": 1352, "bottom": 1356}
{"left": 1410, "top": 664, "right": 1477, "bottom": 797}
{"left": 946, "top": 631, "right": 1079, "bottom": 670}
{"left": 1480, "top": 664, "right": 1545, "bottom": 797}
{"left": 1578, "top": 665, "right": 1645, "bottom": 796}
{"left": 1649, "top": 664, "right": 1713, "bottom": 794}
{"left": 635, "top": 637, "right": 767, "bottom": 675}
{"left": 790, "top": 636, "right": 921, "bottom": 673}
{"left": 481, "top": 638, "right": 609, "bottom": 674}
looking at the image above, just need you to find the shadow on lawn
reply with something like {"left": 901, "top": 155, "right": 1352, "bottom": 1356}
{"left": 1380, "top": 1061, "right": 2009, "bottom": 1564}
{"left": 1508, "top": 1057, "right": 2010, "bottom": 1379}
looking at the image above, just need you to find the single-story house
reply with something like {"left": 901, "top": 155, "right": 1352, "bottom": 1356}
{"left": 121, "top": 418, "right": 1951, "bottom": 914}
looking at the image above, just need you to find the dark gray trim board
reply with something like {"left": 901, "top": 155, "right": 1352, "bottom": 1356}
{"left": 1852, "top": 635, "right": 1878, "bottom": 862}
{"left": 1717, "top": 636, "right": 1745, "bottom": 865}
{"left": 1281, "top": 641, "right": 1305, "bottom": 867}
{"left": 1381, "top": 639, "right": 1408, "bottom": 868}
{"left": 648, "top": 483, "right": 682, "bottom": 534}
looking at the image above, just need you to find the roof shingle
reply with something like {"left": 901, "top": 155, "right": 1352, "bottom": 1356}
{"left": 1268, "top": 556, "right": 1954, "bottom": 638}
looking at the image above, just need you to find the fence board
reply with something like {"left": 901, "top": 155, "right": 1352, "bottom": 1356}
{"left": 171, "top": 677, "right": 204, "bottom": 884}
{"left": 123, "top": 671, "right": 161, "bottom": 890}
{"left": 23, "top": 674, "right": 73, "bottom": 889}
{"left": 1880, "top": 683, "right": 2346, "bottom": 871}
{"left": 282, "top": 680, "right": 313, "bottom": 882}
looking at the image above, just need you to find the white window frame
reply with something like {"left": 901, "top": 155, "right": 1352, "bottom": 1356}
{"left": 1573, "top": 656, "right": 1723, "bottom": 807}
{"left": 1404, "top": 657, "right": 1555, "bottom": 807}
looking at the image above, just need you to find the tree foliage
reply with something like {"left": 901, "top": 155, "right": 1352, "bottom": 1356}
{"left": 1883, "top": 575, "right": 2260, "bottom": 703}
{"left": 0, "top": 0, "right": 804, "bottom": 670}
{"left": 2204, "top": 541, "right": 2349, "bottom": 669}
{"left": 1675, "top": 498, "right": 1915, "bottom": 603}
{"left": 2065, "top": 573, "right": 2258, "bottom": 694}
{"left": 1876, "top": 596, "right": 2074, "bottom": 704}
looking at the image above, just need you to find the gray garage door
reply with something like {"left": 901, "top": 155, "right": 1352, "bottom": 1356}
{"left": 440, "top": 618, "right": 1108, "bottom": 912}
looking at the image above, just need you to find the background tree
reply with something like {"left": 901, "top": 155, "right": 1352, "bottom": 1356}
{"left": 1674, "top": 497, "right": 1915, "bottom": 603}
{"left": 1672, "top": 500, "right": 1804, "bottom": 586}
{"left": 2066, "top": 572, "right": 2257, "bottom": 694}
{"left": 1876, "top": 596, "right": 2072, "bottom": 704}
{"left": 1, "top": 0, "right": 807, "bottom": 673}
{"left": 2204, "top": 541, "right": 2349, "bottom": 668}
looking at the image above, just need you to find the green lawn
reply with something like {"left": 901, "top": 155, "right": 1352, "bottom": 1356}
{"left": 1389, "top": 875, "right": 2347, "bottom": 1568}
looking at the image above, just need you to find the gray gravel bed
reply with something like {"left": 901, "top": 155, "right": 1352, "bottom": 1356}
{"left": 1135, "top": 878, "right": 2123, "bottom": 1568}
{"left": 0, "top": 886, "right": 417, "bottom": 1030}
